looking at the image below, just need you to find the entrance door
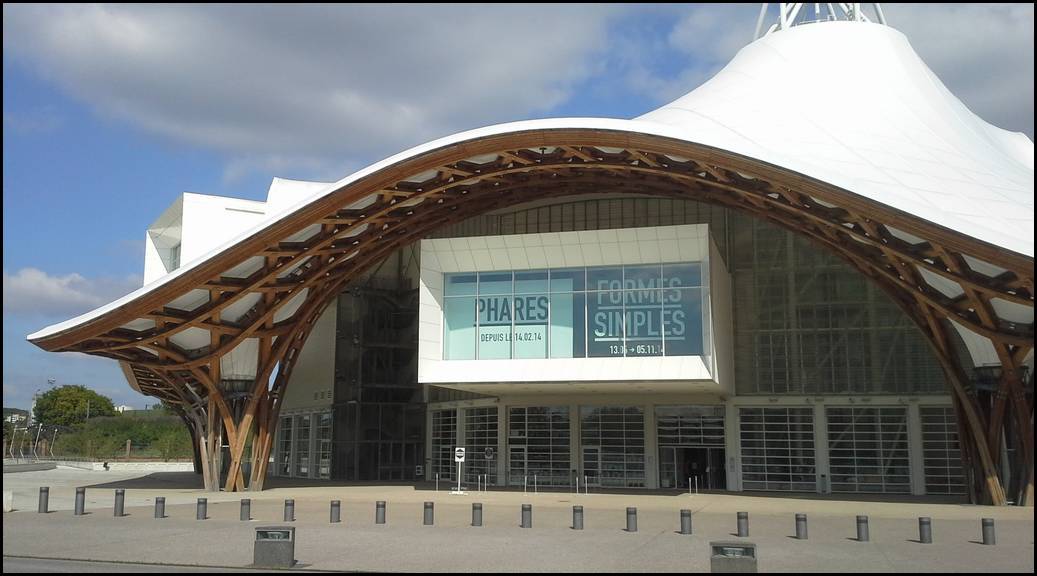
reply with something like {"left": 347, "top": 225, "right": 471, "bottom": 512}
{"left": 686, "top": 448, "right": 709, "bottom": 490}
{"left": 509, "top": 446, "right": 527, "bottom": 486}
{"left": 673, "top": 447, "right": 726, "bottom": 490}
{"left": 582, "top": 446, "right": 601, "bottom": 487}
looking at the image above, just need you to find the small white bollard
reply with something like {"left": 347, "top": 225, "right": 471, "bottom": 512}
{"left": 3, "top": 491, "right": 13, "bottom": 513}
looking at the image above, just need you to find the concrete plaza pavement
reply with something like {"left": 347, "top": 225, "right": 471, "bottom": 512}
{"left": 3, "top": 467, "right": 1034, "bottom": 572}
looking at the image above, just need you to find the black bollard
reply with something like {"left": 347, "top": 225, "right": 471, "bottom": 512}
{"left": 737, "top": 511, "right": 749, "bottom": 537}
{"left": 856, "top": 515, "right": 870, "bottom": 542}
{"left": 981, "top": 518, "right": 995, "bottom": 546}
{"left": 795, "top": 513, "right": 808, "bottom": 539}
{"left": 284, "top": 499, "right": 295, "bottom": 522}
{"left": 38, "top": 487, "right": 49, "bottom": 514}
{"left": 331, "top": 500, "right": 341, "bottom": 523}
{"left": 241, "top": 498, "right": 251, "bottom": 521}
{"left": 74, "top": 487, "right": 86, "bottom": 516}
{"left": 573, "top": 505, "right": 584, "bottom": 530}
{"left": 918, "top": 517, "right": 932, "bottom": 544}
{"left": 154, "top": 497, "right": 165, "bottom": 519}
{"left": 375, "top": 501, "right": 386, "bottom": 524}
{"left": 196, "top": 497, "right": 207, "bottom": 520}
{"left": 114, "top": 489, "right": 125, "bottom": 517}
{"left": 521, "top": 504, "right": 532, "bottom": 528}
{"left": 680, "top": 509, "right": 693, "bottom": 535}
{"left": 424, "top": 501, "right": 434, "bottom": 526}
{"left": 626, "top": 507, "right": 638, "bottom": 532}
{"left": 472, "top": 503, "right": 483, "bottom": 527}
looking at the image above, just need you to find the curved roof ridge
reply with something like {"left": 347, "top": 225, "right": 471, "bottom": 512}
{"left": 639, "top": 21, "right": 1033, "bottom": 258}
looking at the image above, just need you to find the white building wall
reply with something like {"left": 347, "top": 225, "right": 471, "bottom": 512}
{"left": 281, "top": 304, "right": 337, "bottom": 412}
{"left": 179, "top": 193, "right": 269, "bottom": 265}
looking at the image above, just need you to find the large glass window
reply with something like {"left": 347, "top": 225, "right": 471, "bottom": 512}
{"left": 430, "top": 409, "right": 457, "bottom": 481}
{"left": 739, "top": 407, "right": 816, "bottom": 491}
{"left": 580, "top": 406, "right": 645, "bottom": 488}
{"left": 920, "top": 407, "right": 966, "bottom": 495}
{"left": 464, "top": 407, "right": 499, "bottom": 485}
{"left": 294, "top": 414, "right": 312, "bottom": 477}
{"left": 508, "top": 406, "right": 570, "bottom": 486}
{"left": 277, "top": 416, "right": 292, "bottom": 476}
{"left": 826, "top": 407, "right": 910, "bottom": 493}
{"left": 444, "top": 263, "right": 705, "bottom": 360}
{"left": 317, "top": 413, "right": 332, "bottom": 480}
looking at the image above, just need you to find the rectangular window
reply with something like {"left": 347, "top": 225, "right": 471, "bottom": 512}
{"left": 550, "top": 292, "right": 585, "bottom": 358}
{"left": 317, "top": 412, "right": 332, "bottom": 480}
{"left": 277, "top": 416, "right": 292, "bottom": 476}
{"left": 581, "top": 406, "right": 645, "bottom": 488}
{"left": 464, "top": 407, "right": 499, "bottom": 484}
{"left": 588, "top": 288, "right": 625, "bottom": 357}
{"left": 827, "top": 407, "right": 910, "bottom": 493}
{"left": 920, "top": 407, "right": 966, "bottom": 495}
{"left": 508, "top": 406, "right": 570, "bottom": 486}
{"left": 294, "top": 414, "right": 312, "bottom": 478}
{"left": 431, "top": 410, "right": 457, "bottom": 481}
{"left": 739, "top": 407, "right": 816, "bottom": 491}
{"left": 444, "top": 297, "right": 476, "bottom": 360}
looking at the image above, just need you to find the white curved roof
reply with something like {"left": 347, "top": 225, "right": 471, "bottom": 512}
{"left": 28, "top": 20, "right": 1033, "bottom": 343}
{"left": 639, "top": 20, "right": 1033, "bottom": 258}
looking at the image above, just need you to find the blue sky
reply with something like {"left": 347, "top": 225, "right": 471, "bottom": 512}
{"left": 3, "top": 4, "right": 1033, "bottom": 410}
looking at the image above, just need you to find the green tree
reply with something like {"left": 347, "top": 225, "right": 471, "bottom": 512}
{"left": 154, "top": 427, "right": 191, "bottom": 461}
{"left": 33, "top": 385, "right": 115, "bottom": 427}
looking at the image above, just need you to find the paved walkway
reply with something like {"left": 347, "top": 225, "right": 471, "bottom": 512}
{"left": 3, "top": 468, "right": 1034, "bottom": 572}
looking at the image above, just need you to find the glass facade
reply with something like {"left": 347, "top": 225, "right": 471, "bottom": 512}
{"left": 920, "top": 407, "right": 966, "bottom": 495}
{"left": 464, "top": 407, "right": 499, "bottom": 484}
{"left": 740, "top": 407, "right": 816, "bottom": 491}
{"left": 730, "top": 212, "right": 946, "bottom": 395}
{"left": 656, "top": 406, "right": 725, "bottom": 489}
{"left": 430, "top": 409, "right": 457, "bottom": 481}
{"left": 272, "top": 411, "right": 332, "bottom": 480}
{"left": 444, "top": 264, "right": 704, "bottom": 360}
{"left": 281, "top": 195, "right": 957, "bottom": 493}
{"left": 333, "top": 246, "right": 425, "bottom": 481}
{"left": 580, "top": 407, "right": 645, "bottom": 488}
{"left": 508, "top": 406, "right": 571, "bottom": 486}
{"left": 294, "top": 414, "right": 311, "bottom": 477}
{"left": 277, "top": 416, "right": 292, "bottom": 476}
{"left": 436, "top": 197, "right": 946, "bottom": 396}
{"left": 318, "top": 413, "right": 332, "bottom": 479}
{"left": 826, "top": 407, "right": 911, "bottom": 493}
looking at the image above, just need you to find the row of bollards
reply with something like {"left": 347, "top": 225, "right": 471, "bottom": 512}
{"left": 39, "top": 487, "right": 1000, "bottom": 545}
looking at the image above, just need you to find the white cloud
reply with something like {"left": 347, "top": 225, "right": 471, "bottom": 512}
{"left": 883, "top": 3, "right": 1034, "bottom": 137}
{"left": 2, "top": 4, "right": 621, "bottom": 173}
{"left": 3, "top": 268, "right": 141, "bottom": 317}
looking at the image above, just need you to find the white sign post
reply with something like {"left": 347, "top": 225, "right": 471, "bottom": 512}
{"left": 452, "top": 448, "right": 466, "bottom": 494}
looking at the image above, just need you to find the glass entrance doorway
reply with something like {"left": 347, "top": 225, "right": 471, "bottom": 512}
{"left": 656, "top": 405, "right": 726, "bottom": 490}
{"left": 660, "top": 446, "right": 725, "bottom": 490}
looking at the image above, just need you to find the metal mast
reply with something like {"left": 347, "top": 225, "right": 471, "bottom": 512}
{"left": 755, "top": 3, "right": 887, "bottom": 40}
